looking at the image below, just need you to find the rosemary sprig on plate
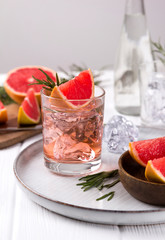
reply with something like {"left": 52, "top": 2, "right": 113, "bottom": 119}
{"left": 77, "top": 169, "right": 120, "bottom": 201}
{"left": 152, "top": 40, "right": 165, "bottom": 65}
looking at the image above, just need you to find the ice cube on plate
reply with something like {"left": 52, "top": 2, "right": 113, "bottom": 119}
{"left": 104, "top": 115, "right": 139, "bottom": 154}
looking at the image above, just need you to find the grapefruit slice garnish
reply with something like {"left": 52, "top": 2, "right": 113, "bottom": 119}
{"left": 50, "top": 69, "right": 94, "bottom": 109}
{"left": 0, "top": 100, "right": 8, "bottom": 123}
{"left": 4, "top": 66, "right": 56, "bottom": 104}
{"left": 17, "top": 88, "right": 40, "bottom": 125}
{"left": 129, "top": 137, "right": 165, "bottom": 167}
{"left": 145, "top": 157, "right": 165, "bottom": 183}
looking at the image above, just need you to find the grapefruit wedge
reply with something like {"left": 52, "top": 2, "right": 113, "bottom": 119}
{"left": 0, "top": 101, "right": 8, "bottom": 123}
{"left": 17, "top": 88, "right": 40, "bottom": 125}
{"left": 4, "top": 66, "right": 56, "bottom": 104}
{"left": 50, "top": 69, "right": 94, "bottom": 109}
{"left": 129, "top": 137, "right": 165, "bottom": 167}
{"left": 145, "top": 157, "right": 165, "bottom": 183}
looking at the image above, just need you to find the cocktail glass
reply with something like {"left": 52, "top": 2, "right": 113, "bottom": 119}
{"left": 41, "top": 86, "right": 105, "bottom": 176}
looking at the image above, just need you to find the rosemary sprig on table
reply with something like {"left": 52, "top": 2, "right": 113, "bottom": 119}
{"left": 152, "top": 40, "right": 165, "bottom": 65}
{"left": 77, "top": 169, "right": 120, "bottom": 201}
{"left": 0, "top": 87, "right": 15, "bottom": 105}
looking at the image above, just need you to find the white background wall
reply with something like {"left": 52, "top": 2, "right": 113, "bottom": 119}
{"left": 0, "top": 0, "right": 165, "bottom": 73}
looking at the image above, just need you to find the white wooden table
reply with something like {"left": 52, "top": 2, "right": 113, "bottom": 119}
{"left": 1, "top": 72, "right": 165, "bottom": 240}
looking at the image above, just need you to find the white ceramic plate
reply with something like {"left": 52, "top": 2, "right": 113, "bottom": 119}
{"left": 13, "top": 127, "right": 165, "bottom": 225}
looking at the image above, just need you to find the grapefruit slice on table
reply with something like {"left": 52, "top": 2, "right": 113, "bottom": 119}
{"left": 50, "top": 69, "right": 94, "bottom": 109}
{"left": 145, "top": 157, "right": 165, "bottom": 183}
{"left": 17, "top": 88, "right": 40, "bottom": 125}
{"left": 4, "top": 66, "right": 56, "bottom": 104}
{"left": 129, "top": 137, "right": 165, "bottom": 167}
{"left": 0, "top": 100, "right": 8, "bottom": 123}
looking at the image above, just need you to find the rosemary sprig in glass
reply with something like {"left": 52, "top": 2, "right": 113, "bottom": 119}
{"left": 29, "top": 68, "right": 67, "bottom": 91}
{"left": 77, "top": 169, "right": 120, "bottom": 201}
{"left": 29, "top": 64, "right": 110, "bottom": 90}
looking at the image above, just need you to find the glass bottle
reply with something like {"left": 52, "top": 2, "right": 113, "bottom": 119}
{"left": 114, "top": 0, "right": 153, "bottom": 116}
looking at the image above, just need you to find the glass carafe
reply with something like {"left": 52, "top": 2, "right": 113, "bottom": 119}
{"left": 114, "top": 0, "right": 153, "bottom": 116}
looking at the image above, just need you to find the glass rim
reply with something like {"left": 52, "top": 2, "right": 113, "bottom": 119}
{"left": 40, "top": 85, "right": 105, "bottom": 102}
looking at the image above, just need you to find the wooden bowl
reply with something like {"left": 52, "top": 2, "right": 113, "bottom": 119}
{"left": 118, "top": 151, "right": 165, "bottom": 206}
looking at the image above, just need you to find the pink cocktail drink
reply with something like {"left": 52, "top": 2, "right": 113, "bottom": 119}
{"left": 41, "top": 86, "right": 105, "bottom": 175}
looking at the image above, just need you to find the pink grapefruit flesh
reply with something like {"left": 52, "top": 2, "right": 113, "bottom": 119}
{"left": 4, "top": 66, "right": 56, "bottom": 104}
{"left": 129, "top": 137, "right": 165, "bottom": 167}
